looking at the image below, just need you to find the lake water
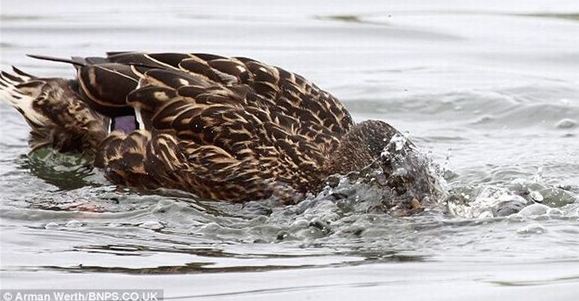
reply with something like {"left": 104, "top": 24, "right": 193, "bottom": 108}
{"left": 1, "top": 1, "right": 579, "bottom": 300}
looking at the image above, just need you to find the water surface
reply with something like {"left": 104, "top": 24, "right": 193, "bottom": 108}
{"left": 1, "top": 1, "right": 579, "bottom": 300}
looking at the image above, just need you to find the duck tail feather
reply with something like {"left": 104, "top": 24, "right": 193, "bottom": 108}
{"left": 26, "top": 54, "right": 86, "bottom": 67}
{"left": 11, "top": 66, "right": 36, "bottom": 80}
{"left": 0, "top": 69, "right": 48, "bottom": 127}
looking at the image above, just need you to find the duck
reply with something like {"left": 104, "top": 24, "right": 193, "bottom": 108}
{"left": 0, "top": 52, "right": 439, "bottom": 209}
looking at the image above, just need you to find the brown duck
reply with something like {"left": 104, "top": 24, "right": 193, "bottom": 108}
{"left": 0, "top": 52, "right": 438, "bottom": 209}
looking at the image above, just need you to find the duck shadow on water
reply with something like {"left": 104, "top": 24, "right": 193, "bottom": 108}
{"left": 17, "top": 148, "right": 102, "bottom": 191}
{"left": 12, "top": 244, "right": 427, "bottom": 275}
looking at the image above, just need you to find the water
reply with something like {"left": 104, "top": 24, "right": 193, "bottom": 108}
{"left": 1, "top": 0, "right": 579, "bottom": 299}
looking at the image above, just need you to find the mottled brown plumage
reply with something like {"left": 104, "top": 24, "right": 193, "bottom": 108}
{"left": 0, "top": 52, "right": 435, "bottom": 205}
{"left": 0, "top": 70, "right": 107, "bottom": 156}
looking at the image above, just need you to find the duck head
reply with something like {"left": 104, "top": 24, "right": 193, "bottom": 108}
{"left": 323, "top": 120, "right": 443, "bottom": 214}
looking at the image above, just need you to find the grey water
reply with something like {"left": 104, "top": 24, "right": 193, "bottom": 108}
{"left": 1, "top": 0, "right": 579, "bottom": 300}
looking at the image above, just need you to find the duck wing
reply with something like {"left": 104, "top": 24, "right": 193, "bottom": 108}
{"left": 104, "top": 52, "right": 354, "bottom": 134}
{"left": 96, "top": 64, "right": 340, "bottom": 202}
